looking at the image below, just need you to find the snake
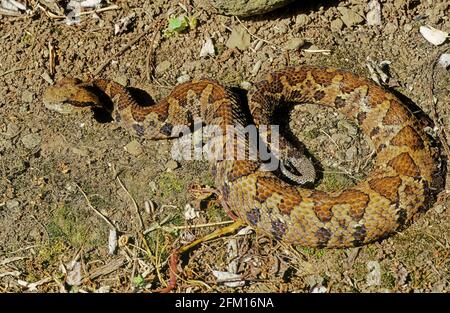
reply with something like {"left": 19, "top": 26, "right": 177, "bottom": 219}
{"left": 43, "top": 66, "right": 441, "bottom": 248}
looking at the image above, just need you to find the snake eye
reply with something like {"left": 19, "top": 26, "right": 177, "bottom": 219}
{"left": 160, "top": 123, "right": 173, "bottom": 136}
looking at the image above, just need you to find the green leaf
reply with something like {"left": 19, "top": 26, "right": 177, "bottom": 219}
{"left": 168, "top": 16, "right": 189, "bottom": 32}
{"left": 133, "top": 275, "right": 145, "bottom": 287}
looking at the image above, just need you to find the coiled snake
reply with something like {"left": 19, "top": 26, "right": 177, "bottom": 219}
{"left": 43, "top": 66, "right": 441, "bottom": 248}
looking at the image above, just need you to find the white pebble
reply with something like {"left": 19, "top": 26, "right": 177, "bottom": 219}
{"left": 438, "top": 53, "right": 450, "bottom": 68}
{"left": 419, "top": 26, "right": 448, "bottom": 46}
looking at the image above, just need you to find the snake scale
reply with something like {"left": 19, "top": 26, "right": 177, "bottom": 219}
{"left": 43, "top": 66, "right": 441, "bottom": 248}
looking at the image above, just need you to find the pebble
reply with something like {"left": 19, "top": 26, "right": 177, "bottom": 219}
{"left": 338, "top": 120, "right": 358, "bottom": 135}
{"left": 346, "top": 146, "right": 358, "bottom": 161}
{"left": 330, "top": 19, "right": 344, "bottom": 32}
{"left": 165, "top": 159, "right": 179, "bottom": 171}
{"left": 433, "top": 204, "right": 446, "bottom": 214}
{"left": 177, "top": 74, "right": 191, "bottom": 84}
{"left": 403, "top": 23, "right": 413, "bottom": 33}
{"left": 124, "top": 140, "right": 143, "bottom": 156}
{"left": 251, "top": 60, "right": 262, "bottom": 76}
{"left": 3, "top": 123, "right": 19, "bottom": 139}
{"left": 199, "top": 36, "right": 215, "bottom": 57}
{"left": 366, "top": 0, "right": 382, "bottom": 26}
{"left": 21, "top": 133, "right": 41, "bottom": 149}
{"left": 384, "top": 22, "right": 398, "bottom": 35}
{"left": 114, "top": 75, "right": 128, "bottom": 86}
{"left": 148, "top": 181, "right": 157, "bottom": 192}
{"left": 438, "top": 53, "right": 450, "bottom": 69}
{"left": 226, "top": 26, "right": 251, "bottom": 50}
{"left": 0, "top": 138, "right": 13, "bottom": 152}
{"left": 366, "top": 260, "right": 381, "bottom": 286}
{"left": 431, "top": 282, "right": 446, "bottom": 293}
{"left": 337, "top": 7, "right": 364, "bottom": 28}
{"left": 41, "top": 72, "right": 54, "bottom": 84}
{"left": 240, "top": 81, "right": 252, "bottom": 90}
{"left": 295, "top": 14, "right": 310, "bottom": 27}
{"left": 6, "top": 199, "right": 20, "bottom": 210}
{"left": 284, "top": 38, "right": 305, "bottom": 50}
{"left": 21, "top": 90, "right": 34, "bottom": 103}
{"left": 305, "top": 275, "right": 324, "bottom": 289}
{"left": 155, "top": 60, "right": 171, "bottom": 74}
{"left": 71, "top": 147, "right": 89, "bottom": 157}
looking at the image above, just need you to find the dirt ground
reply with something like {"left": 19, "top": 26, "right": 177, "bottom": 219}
{"left": 0, "top": 0, "right": 449, "bottom": 293}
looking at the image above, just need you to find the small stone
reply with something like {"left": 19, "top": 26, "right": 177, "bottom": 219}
{"left": 177, "top": 74, "right": 191, "bottom": 84}
{"left": 338, "top": 120, "right": 358, "bottom": 135}
{"left": 0, "top": 138, "right": 13, "bottom": 152}
{"left": 330, "top": 19, "right": 344, "bottom": 32}
{"left": 337, "top": 7, "right": 364, "bottom": 28}
{"left": 384, "top": 22, "right": 398, "bottom": 35}
{"left": 431, "top": 282, "right": 445, "bottom": 293}
{"left": 41, "top": 72, "right": 54, "bottom": 84}
{"left": 251, "top": 60, "right": 262, "bottom": 76}
{"left": 21, "top": 90, "right": 34, "bottom": 103}
{"left": 311, "top": 286, "right": 327, "bottom": 293}
{"left": 284, "top": 38, "right": 305, "bottom": 50}
{"left": 305, "top": 275, "right": 324, "bottom": 288}
{"left": 124, "top": 140, "right": 143, "bottom": 156}
{"left": 438, "top": 53, "right": 450, "bottom": 69}
{"left": 6, "top": 199, "right": 20, "bottom": 210}
{"left": 240, "top": 81, "right": 252, "bottom": 90}
{"left": 366, "top": 0, "right": 381, "bottom": 26}
{"left": 433, "top": 204, "right": 446, "bottom": 214}
{"left": 295, "top": 14, "right": 310, "bottom": 27}
{"left": 71, "top": 147, "right": 89, "bottom": 157}
{"left": 3, "top": 123, "right": 19, "bottom": 139}
{"left": 165, "top": 159, "right": 179, "bottom": 171}
{"left": 366, "top": 260, "right": 381, "bottom": 286}
{"left": 148, "top": 181, "right": 157, "bottom": 192}
{"left": 226, "top": 26, "right": 251, "bottom": 50}
{"left": 346, "top": 146, "right": 358, "bottom": 161}
{"left": 403, "top": 23, "right": 413, "bottom": 33}
{"left": 21, "top": 133, "right": 41, "bottom": 149}
{"left": 114, "top": 75, "right": 128, "bottom": 86}
{"left": 419, "top": 26, "right": 448, "bottom": 46}
{"left": 199, "top": 36, "right": 215, "bottom": 57}
{"left": 155, "top": 60, "right": 171, "bottom": 74}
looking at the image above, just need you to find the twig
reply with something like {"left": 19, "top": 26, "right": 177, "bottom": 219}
{"left": 0, "top": 7, "right": 21, "bottom": 16}
{"left": 93, "top": 25, "right": 152, "bottom": 77}
{"left": 0, "top": 67, "right": 26, "bottom": 77}
{"left": 0, "top": 271, "right": 20, "bottom": 278}
{"left": 86, "top": 257, "right": 126, "bottom": 281}
{"left": 48, "top": 41, "right": 56, "bottom": 78}
{"left": 320, "top": 129, "right": 339, "bottom": 149}
{"left": 146, "top": 18, "right": 165, "bottom": 81}
{"left": 37, "top": 4, "right": 120, "bottom": 20}
{"left": 30, "top": 214, "right": 50, "bottom": 244}
{"left": 112, "top": 166, "right": 145, "bottom": 231}
{"left": 303, "top": 49, "right": 332, "bottom": 54}
{"left": 77, "top": 5, "right": 120, "bottom": 17}
{"left": 168, "top": 220, "right": 234, "bottom": 231}
{"left": 76, "top": 183, "right": 117, "bottom": 231}
{"left": 5, "top": 244, "right": 40, "bottom": 255}
{"left": 143, "top": 214, "right": 174, "bottom": 235}
{"left": 0, "top": 256, "right": 27, "bottom": 266}
{"left": 235, "top": 16, "right": 278, "bottom": 49}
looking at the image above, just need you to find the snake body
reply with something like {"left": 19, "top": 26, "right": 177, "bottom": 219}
{"left": 43, "top": 66, "right": 440, "bottom": 247}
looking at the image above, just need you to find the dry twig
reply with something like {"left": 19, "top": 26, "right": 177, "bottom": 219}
{"left": 76, "top": 183, "right": 117, "bottom": 231}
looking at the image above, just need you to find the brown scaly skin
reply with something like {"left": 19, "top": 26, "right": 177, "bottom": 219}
{"left": 43, "top": 66, "right": 442, "bottom": 248}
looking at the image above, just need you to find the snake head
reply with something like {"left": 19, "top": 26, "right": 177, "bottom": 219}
{"left": 43, "top": 78, "right": 102, "bottom": 114}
